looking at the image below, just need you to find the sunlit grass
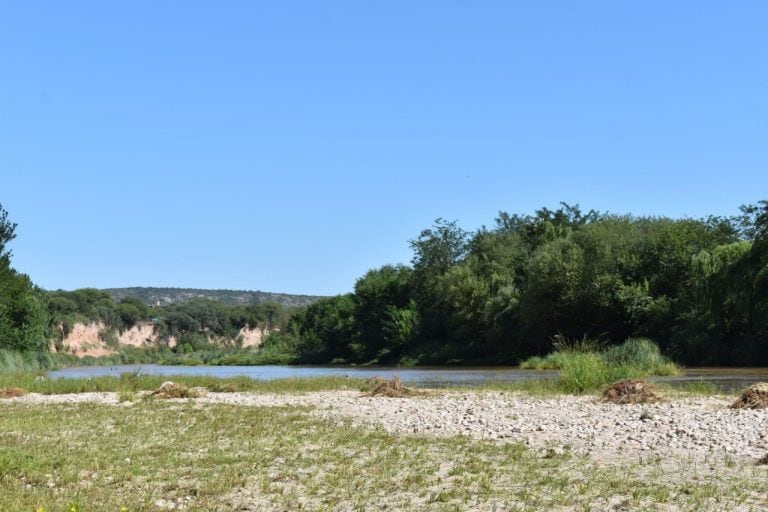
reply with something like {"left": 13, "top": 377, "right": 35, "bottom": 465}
{"left": 0, "top": 400, "right": 765, "bottom": 511}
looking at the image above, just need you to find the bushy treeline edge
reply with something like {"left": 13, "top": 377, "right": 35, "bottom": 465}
{"left": 279, "top": 201, "right": 768, "bottom": 367}
{"left": 2, "top": 200, "right": 768, "bottom": 371}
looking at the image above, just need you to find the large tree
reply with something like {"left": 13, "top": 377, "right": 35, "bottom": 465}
{"left": 0, "top": 203, "right": 48, "bottom": 351}
{"left": 0, "top": 203, "right": 17, "bottom": 264}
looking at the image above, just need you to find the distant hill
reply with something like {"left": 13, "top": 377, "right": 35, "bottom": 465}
{"left": 103, "top": 287, "right": 325, "bottom": 308}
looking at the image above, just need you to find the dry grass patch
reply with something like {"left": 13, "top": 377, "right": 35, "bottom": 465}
{"left": 148, "top": 381, "right": 208, "bottom": 399}
{"left": 731, "top": 382, "right": 768, "bottom": 409}
{"left": 364, "top": 377, "right": 425, "bottom": 398}
{"left": 601, "top": 379, "right": 659, "bottom": 404}
{"left": 1, "top": 398, "right": 767, "bottom": 511}
{"left": 0, "top": 387, "right": 27, "bottom": 398}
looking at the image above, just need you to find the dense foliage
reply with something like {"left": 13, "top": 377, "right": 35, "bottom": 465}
{"left": 0, "top": 204, "right": 48, "bottom": 352}
{"left": 103, "top": 286, "right": 323, "bottom": 308}
{"left": 290, "top": 202, "right": 768, "bottom": 365}
{"left": 46, "top": 288, "right": 293, "bottom": 352}
{"left": 2, "top": 200, "right": 768, "bottom": 367}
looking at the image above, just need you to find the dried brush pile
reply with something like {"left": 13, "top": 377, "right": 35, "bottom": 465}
{"left": 149, "top": 381, "right": 208, "bottom": 399}
{"left": 601, "top": 379, "right": 659, "bottom": 404}
{"left": 0, "top": 387, "right": 27, "bottom": 399}
{"left": 364, "top": 377, "right": 424, "bottom": 398}
{"left": 731, "top": 382, "right": 768, "bottom": 409}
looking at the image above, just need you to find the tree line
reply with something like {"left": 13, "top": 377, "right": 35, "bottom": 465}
{"left": 284, "top": 202, "right": 768, "bottom": 366}
{"left": 1, "top": 201, "right": 767, "bottom": 366}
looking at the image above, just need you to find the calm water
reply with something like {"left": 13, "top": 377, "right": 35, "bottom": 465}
{"left": 47, "top": 364, "right": 768, "bottom": 391}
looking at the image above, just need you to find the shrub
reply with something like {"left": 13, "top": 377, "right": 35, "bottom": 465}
{"left": 601, "top": 338, "right": 675, "bottom": 373}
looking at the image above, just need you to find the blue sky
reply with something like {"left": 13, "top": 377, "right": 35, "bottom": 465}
{"left": 1, "top": 1, "right": 767, "bottom": 296}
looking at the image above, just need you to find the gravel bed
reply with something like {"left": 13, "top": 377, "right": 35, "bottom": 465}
{"left": 8, "top": 390, "right": 768, "bottom": 464}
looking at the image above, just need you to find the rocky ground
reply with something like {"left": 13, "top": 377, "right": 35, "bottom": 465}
{"left": 10, "top": 389, "right": 768, "bottom": 466}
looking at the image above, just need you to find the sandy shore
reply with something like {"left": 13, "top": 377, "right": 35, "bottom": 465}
{"left": 8, "top": 390, "right": 768, "bottom": 465}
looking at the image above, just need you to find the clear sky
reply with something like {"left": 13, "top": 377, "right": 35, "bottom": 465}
{"left": 1, "top": 1, "right": 767, "bottom": 296}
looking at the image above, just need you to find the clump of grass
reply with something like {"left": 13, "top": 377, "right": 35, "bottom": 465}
{"left": 519, "top": 352, "right": 571, "bottom": 370}
{"left": 117, "top": 390, "right": 137, "bottom": 402}
{"left": 0, "top": 349, "right": 59, "bottom": 372}
{"left": 558, "top": 359, "right": 650, "bottom": 394}
{"left": 678, "top": 380, "right": 718, "bottom": 395}
{"left": 551, "top": 333, "right": 605, "bottom": 353}
{"left": 731, "top": 382, "right": 768, "bottom": 409}
{"left": 557, "top": 353, "right": 616, "bottom": 393}
{"left": 364, "top": 377, "right": 424, "bottom": 398}
{"left": 601, "top": 338, "right": 679, "bottom": 376}
{"left": 0, "top": 387, "right": 27, "bottom": 398}
{"left": 601, "top": 379, "right": 659, "bottom": 404}
{"left": 520, "top": 338, "right": 680, "bottom": 393}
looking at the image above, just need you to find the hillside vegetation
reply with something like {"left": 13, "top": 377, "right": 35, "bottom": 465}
{"left": 103, "top": 287, "right": 323, "bottom": 308}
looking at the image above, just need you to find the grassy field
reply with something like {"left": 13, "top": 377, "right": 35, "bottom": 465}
{"left": 1, "top": 398, "right": 766, "bottom": 512}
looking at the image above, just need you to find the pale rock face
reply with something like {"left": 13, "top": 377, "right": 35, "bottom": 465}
{"left": 55, "top": 322, "right": 267, "bottom": 357}
{"left": 238, "top": 326, "right": 266, "bottom": 348}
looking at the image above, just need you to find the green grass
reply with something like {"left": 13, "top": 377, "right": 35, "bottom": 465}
{"left": 0, "top": 346, "right": 301, "bottom": 374}
{"left": 0, "top": 400, "right": 765, "bottom": 511}
{"left": 520, "top": 338, "right": 682, "bottom": 393}
{"left": 0, "top": 373, "right": 368, "bottom": 395}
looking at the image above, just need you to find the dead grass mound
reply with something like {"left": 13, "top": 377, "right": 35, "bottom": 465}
{"left": 149, "top": 381, "right": 208, "bottom": 399}
{"left": 731, "top": 382, "right": 768, "bottom": 409}
{"left": 364, "top": 377, "right": 424, "bottom": 398}
{"left": 602, "top": 379, "right": 659, "bottom": 404}
{"left": 0, "top": 387, "right": 27, "bottom": 399}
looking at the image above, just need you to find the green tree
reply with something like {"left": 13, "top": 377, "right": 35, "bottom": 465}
{"left": 0, "top": 203, "right": 17, "bottom": 262}
{"left": 115, "top": 296, "right": 150, "bottom": 329}
{"left": 353, "top": 265, "right": 414, "bottom": 361}
{"left": 298, "top": 294, "right": 357, "bottom": 361}
{"left": 409, "top": 219, "right": 469, "bottom": 343}
{"left": 0, "top": 204, "right": 48, "bottom": 351}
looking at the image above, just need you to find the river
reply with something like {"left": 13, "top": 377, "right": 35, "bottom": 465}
{"left": 47, "top": 365, "right": 768, "bottom": 391}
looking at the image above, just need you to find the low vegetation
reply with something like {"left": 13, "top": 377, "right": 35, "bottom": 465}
{"left": 520, "top": 337, "right": 680, "bottom": 393}
{"left": 0, "top": 399, "right": 766, "bottom": 511}
{"left": 0, "top": 373, "right": 367, "bottom": 396}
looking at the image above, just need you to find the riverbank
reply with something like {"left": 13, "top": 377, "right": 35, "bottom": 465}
{"left": 7, "top": 389, "right": 768, "bottom": 463}
{"left": 2, "top": 388, "right": 767, "bottom": 510}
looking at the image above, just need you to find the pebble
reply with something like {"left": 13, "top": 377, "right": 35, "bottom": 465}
{"left": 11, "top": 389, "right": 768, "bottom": 465}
